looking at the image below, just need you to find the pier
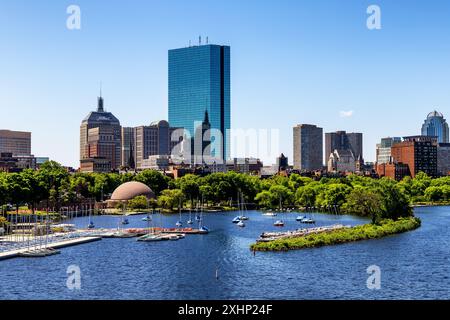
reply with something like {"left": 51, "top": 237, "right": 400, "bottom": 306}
{"left": 0, "top": 236, "right": 101, "bottom": 261}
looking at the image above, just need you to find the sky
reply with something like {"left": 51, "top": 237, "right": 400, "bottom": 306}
{"left": 1, "top": 0, "right": 450, "bottom": 168}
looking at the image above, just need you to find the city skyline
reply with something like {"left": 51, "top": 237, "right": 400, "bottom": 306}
{"left": 1, "top": 0, "right": 450, "bottom": 167}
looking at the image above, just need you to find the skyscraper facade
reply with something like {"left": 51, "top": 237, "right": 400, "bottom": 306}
{"left": 121, "top": 127, "right": 136, "bottom": 169}
{"left": 135, "top": 120, "right": 180, "bottom": 169}
{"left": 293, "top": 124, "right": 323, "bottom": 171}
{"left": 376, "top": 137, "right": 401, "bottom": 164}
{"left": 168, "top": 44, "right": 230, "bottom": 162}
{"left": 390, "top": 136, "right": 438, "bottom": 178}
{"left": 0, "top": 130, "right": 31, "bottom": 156}
{"left": 421, "top": 110, "right": 449, "bottom": 143}
{"left": 80, "top": 96, "right": 122, "bottom": 172}
{"left": 325, "top": 131, "right": 363, "bottom": 160}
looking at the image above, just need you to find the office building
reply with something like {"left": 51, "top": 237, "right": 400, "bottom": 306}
{"left": 121, "top": 127, "right": 136, "bottom": 169}
{"left": 80, "top": 95, "right": 122, "bottom": 172}
{"left": 0, "top": 130, "right": 31, "bottom": 156}
{"left": 390, "top": 136, "right": 438, "bottom": 178}
{"left": 168, "top": 43, "right": 230, "bottom": 161}
{"left": 422, "top": 110, "right": 449, "bottom": 143}
{"left": 376, "top": 137, "right": 402, "bottom": 164}
{"left": 437, "top": 143, "right": 450, "bottom": 176}
{"left": 135, "top": 120, "right": 180, "bottom": 169}
{"left": 325, "top": 131, "right": 363, "bottom": 161}
{"left": 293, "top": 124, "right": 323, "bottom": 171}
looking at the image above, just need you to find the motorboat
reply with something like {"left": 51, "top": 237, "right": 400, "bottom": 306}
{"left": 273, "top": 220, "right": 285, "bottom": 227}
{"left": 237, "top": 220, "right": 245, "bottom": 227}
{"left": 301, "top": 218, "right": 315, "bottom": 224}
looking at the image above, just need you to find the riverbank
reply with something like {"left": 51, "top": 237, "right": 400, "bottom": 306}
{"left": 250, "top": 217, "right": 421, "bottom": 251}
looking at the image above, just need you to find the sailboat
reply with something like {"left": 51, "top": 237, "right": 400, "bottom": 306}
{"left": 87, "top": 205, "right": 95, "bottom": 229}
{"left": 137, "top": 210, "right": 165, "bottom": 242}
{"left": 175, "top": 200, "right": 183, "bottom": 227}
{"left": 238, "top": 193, "right": 249, "bottom": 221}
{"left": 197, "top": 198, "right": 209, "bottom": 234}
{"left": 187, "top": 207, "right": 193, "bottom": 225}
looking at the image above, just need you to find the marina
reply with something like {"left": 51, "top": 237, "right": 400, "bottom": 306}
{"left": 0, "top": 207, "right": 448, "bottom": 299}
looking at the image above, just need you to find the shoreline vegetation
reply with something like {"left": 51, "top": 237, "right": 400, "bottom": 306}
{"left": 250, "top": 217, "right": 421, "bottom": 251}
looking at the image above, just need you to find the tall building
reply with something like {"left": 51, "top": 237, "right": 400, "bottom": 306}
{"left": 437, "top": 143, "right": 450, "bottom": 176}
{"left": 80, "top": 127, "right": 117, "bottom": 173}
{"left": 0, "top": 130, "right": 31, "bottom": 156}
{"left": 390, "top": 136, "right": 437, "bottom": 178}
{"left": 376, "top": 137, "right": 401, "bottom": 164}
{"left": 135, "top": 120, "right": 180, "bottom": 169}
{"left": 293, "top": 124, "right": 323, "bottom": 171}
{"left": 121, "top": 127, "right": 136, "bottom": 169}
{"left": 325, "top": 131, "right": 363, "bottom": 161}
{"left": 422, "top": 110, "right": 449, "bottom": 143}
{"left": 168, "top": 43, "right": 230, "bottom": 162}
{"left": 80, "top": 95, "right": 121, "bottom": 172}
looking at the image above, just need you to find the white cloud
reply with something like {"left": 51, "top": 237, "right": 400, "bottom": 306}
{"left": 339, "top": 110, "right": 354, "bottom": 118}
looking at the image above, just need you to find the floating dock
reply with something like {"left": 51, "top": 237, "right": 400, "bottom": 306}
{"left": 0, "top": 236, "right": 102, "bottom": 261}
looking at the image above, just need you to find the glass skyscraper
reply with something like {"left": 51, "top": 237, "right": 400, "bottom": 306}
{"left": 421, "top": 110, "right": 449, "bottom": 143}
{"left": 168, "top": 44, "right": 230, "bottom": 162}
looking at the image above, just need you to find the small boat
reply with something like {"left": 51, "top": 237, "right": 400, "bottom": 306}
{"left": 137, "top": 233, "right": 164, "bottom": 242}
{"left": 237, "top": 220, "right": 245, "bottom": 227}
{"left": 238, "top": 215, "right": 249, "bottom": 221}
{"left": 87, "top": 221, "right": 95, "bottom": 229}
{"left": 263, "top": 212, "right": 277, "bottom": 216}
{"left": 198, "top": 226, "right": 209, "bottom": 233}
{"left": 142, "top": 216, "right": 152, "bottom": 222}
{"left": 195, "top": 215, "right": 201, "bottom": 221}
{"left": 175, "top": 221, "right": 183, "bottom": 227}
{"left": 273, "top": 220, "right": 285, "bottom": 227}
{"left": 296, "top": 215, "right": 306, "bottom": 222}
{"left": 301, "top": 218, "right": 315, "bottom": 224}
{"left": 121, "top": 218, "right": 130, "bottom": 225}
{"left": 187, "top": 219, "right": 193, "bottom": 225}
{"left": 232, "top": 216, "right": 241, "bottom": 223}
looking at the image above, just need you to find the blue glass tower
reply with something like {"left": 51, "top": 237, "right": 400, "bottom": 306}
{"left": 421, "top": 110, "right": 449, "bottom": 143}
{"left": 169, "top": 44, "right": 230, "bottom": 162}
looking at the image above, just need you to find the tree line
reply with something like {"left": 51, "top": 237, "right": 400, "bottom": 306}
{"left": 2, "top": 160, "right": 449, "bottom": 222}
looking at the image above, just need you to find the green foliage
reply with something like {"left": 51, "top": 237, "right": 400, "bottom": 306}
{"left": 251, "top": 217, "right": 421, "bottom": 251}
{"left": 127, "top": 195, "right": 149, "bottom": 210}
{"left": 157, "top": 189, "right": 185, "bottom": 211}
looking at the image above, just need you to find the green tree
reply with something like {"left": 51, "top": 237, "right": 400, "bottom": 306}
{"left": 343, "top": 187, "right": 383, "bottom": 224}
{"left": 135, "top": 170, "right": 169, "bottom": 196}
{"left": 127, "top": 195, "right": 149, "bottom": 210}
{"left": 157, "top": 189, "right": 185, "bottom": 211}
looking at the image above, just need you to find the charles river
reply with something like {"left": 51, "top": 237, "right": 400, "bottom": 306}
{"left": 0, "top": 206, "right": 449, "bottom": 300}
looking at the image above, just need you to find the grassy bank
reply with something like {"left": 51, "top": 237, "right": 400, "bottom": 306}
{"left": 250, "top": 217, "right": 421, "bottom": 251}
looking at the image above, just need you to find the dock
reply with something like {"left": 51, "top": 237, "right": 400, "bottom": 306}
{"left": 0, "top": 236, "right": 102, "bottom": 261}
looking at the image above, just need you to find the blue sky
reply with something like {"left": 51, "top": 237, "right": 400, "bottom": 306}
{"left": 1, "top": 0, "right": 450, "bottom": 167}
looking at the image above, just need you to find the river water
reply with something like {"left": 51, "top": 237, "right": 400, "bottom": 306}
{"left": 0, "top": 206, "right": 449, "bottom": 300}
